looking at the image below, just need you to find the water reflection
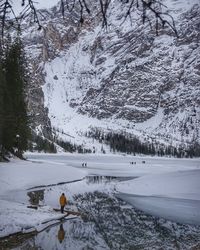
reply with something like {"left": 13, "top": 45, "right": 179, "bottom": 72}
{"left": 1, "top": 191, "right": 200, "bottom": 250}
{"left": 57, "top": 224, "right": 65, "bottom": 243}
{"left": 25, "top": 176, "right": 135, "bottom": 207}
{"left": 86, "top": 175, "right": 135, "bottom": 184}
{"left": 27, "top": 189, "right": 45, "bottom": 205}
{"left": 1, "top": 175, "right": 200, "bottom": 250}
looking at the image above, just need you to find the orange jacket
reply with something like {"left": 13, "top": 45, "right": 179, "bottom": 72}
{"left": 59, "top": 195, "right": 67, "bottom": 206}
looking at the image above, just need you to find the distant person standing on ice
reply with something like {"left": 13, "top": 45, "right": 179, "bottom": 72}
{"left": 59, "top": 193, "right": 67, "bottom": 213}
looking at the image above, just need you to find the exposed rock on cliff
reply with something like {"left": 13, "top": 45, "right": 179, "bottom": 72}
{"left": 23, "top": 0, "right": 200, "bottom": 147}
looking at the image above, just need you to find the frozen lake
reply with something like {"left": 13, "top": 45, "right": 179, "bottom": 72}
{"left": 1, "top": 177, "right": 200, "bottom": 250}
{"left": 0, "top": 153, "right": 200, "bottom": 249}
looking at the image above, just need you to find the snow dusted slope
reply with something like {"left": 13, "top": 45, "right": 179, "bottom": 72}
{"left": 22, "top": 0, "right": 200, "bottom": 149}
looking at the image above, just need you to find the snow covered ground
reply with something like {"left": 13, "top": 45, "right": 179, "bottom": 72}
{"left": 0, "top": 157, "right": 86, "bottom": 238}
{"left": 0, "top": 153, "right": 200, "bottom": 239}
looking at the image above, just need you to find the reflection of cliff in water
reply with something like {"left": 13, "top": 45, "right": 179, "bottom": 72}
{"left": 3, "top": 191, "right": 200, "bottom": 250}
{"left": 26, "top": 176, "right": 134, "bottom": 206}
{"left": 86, "top": 175, "right": 135, "bottom": 184}
{"left": 75, "top": 192, "right": 200, "bottom": 250}
{"left": 27, "top": 189, "right": 45, "bottom": 205}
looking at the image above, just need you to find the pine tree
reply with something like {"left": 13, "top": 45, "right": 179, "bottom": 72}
{"left": 1, "top": 38, "right": 30, "bottom": 158}
{"left": 0, "top": 62, "right": 6, "bottom": 159}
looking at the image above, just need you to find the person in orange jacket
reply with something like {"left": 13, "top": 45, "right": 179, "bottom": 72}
{"left": 59, "top": 193, "right": 67, "bottom": 213}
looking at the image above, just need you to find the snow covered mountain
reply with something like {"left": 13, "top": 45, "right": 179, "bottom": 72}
{"left": 21, "top": 0, "right": 200, "bottom": 151}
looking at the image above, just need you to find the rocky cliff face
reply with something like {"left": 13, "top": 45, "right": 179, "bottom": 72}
{"left": 22, "top": 0, "right": 200, "bottom": 147}
{"left": 22, "top": 6, "right": 81, "bottom": 138}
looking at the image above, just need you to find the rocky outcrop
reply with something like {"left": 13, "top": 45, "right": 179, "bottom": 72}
{"left": 25, "top": 59, "right": 52, "bottom": 138}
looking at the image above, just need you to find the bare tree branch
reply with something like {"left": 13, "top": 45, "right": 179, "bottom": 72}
{"left": 82, "top": 0, "right": 90, "bottom": 14}
{"left": 0, "top": 0, "right": 178, "bottom": 41}
{"left": 1, "top": 0, "right": 12, "bottom": 38}
{"left": 99, "top": 0, "right": 111, "bottom": 28}
{"left": 141, "top": 0, "right": 178, "bottom": 36}
{"left": 60, "top": 0, "right": 65, "bottom": 18}
{"left": 27, "top": 0, "right": 41, "bottom": 29}
{"left": 66, "top": 0, "right": 75, "bottom": 12}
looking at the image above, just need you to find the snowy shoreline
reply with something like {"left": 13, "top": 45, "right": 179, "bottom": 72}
{"left": 0, "top": 157, "right": 86, "bottom": 238}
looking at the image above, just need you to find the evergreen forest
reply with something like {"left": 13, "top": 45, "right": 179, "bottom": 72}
{"left": 0, "top": 39, "right": 29, "bottom": 160}
{"left": 86, "top": 128, "right": 200, "bottom": 158}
